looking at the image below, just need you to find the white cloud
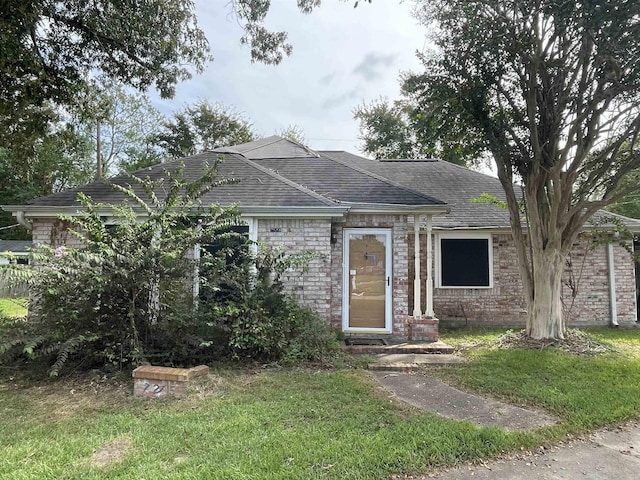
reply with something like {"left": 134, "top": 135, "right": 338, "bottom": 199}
{"left": 150, "top": 0, "right": 427, "bottom": 153}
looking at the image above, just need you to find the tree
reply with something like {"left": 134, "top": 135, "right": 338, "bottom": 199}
{"left": 0, "top": 126, "right": 94, "bottom": 240}
{"left": 0, "top": 165, "right": 337, "bottom": 373}
{"left": 410, "top": 0, "right": 640, "bottom": 339}
{"left": 74, "top": 80, "right": 167, "bottom": 177}
{"left": 354, "top": 95, "right": 482, "bottom": 165}
{"left": 277, "top": 125, "right": 307, "bottom": 144}
{"left": 0, "top": 0, "right": 211, "bottom": 147}
{"left": 156, "top": 100, "right": 256, "bottom": 158}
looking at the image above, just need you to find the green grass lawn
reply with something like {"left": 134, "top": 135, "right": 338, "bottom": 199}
{"left": 0, "top": 297, "right": 27, "bottom": 319}
{"left": 2, "top": 327, "right": 640, "bottom": 479}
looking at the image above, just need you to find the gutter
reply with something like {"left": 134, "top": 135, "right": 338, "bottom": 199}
{"left": 16, "top": 211, "right": 32, "bottom": 231}
{"left": 607, "top": 243, "right": 619, "bottom": 327}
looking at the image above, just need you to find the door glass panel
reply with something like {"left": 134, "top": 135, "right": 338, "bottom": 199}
{"left": 348, "top": 233, "right": 386, "bottom": 328}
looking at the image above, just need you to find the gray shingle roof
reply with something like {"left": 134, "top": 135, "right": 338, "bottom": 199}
{"left": 23, "top": 152, "right": 337, "bottom": 209}
{"left": 13, "top": 139, "right": 444, "bottom": 211}
{"left": 0, "top": 240, "right": 31, "bottom": 253}
{"left": 213, "top": 135, "right": 319, "bottom": 159}
{"left": 12, "top": 135, "right": 638, "bottom": 231}
{"left": 252, "top": 156, "right": 445, "bottom": 206}
{"left": 320, "top": 151, "right": 511, "bottom": 228}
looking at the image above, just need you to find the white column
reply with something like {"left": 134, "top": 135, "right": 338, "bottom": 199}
{"left": 413, "top": 215, "right": 422, "bottom": 318}
{"left": 425, "top": 215, "right": 435, "bottom": 318}
{"left": 608, "top": 243, "right": 619, "bottom": 326}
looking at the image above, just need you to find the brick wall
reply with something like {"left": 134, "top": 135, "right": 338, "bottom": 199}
{"left": 257, "top": 218, "right": 333, "bottom": 319}
{"left": 31, "top": 218, "right": 85, "bottom": 249}
{"left": 564, "top": 242, "right": 637, "bottom": 326}
{"left": 408, "top": 231, "right": 637, "bottom": 327}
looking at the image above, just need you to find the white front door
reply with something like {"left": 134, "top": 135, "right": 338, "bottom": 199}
{"left": 342, "top": 229, "right": 392, "bottom": 333}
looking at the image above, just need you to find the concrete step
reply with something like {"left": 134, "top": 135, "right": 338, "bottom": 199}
{"left": 342, "top": 340, "right": 454, "bottom": 355}
{"left": 367, "top": 353, "right": 466, "bottom": 372}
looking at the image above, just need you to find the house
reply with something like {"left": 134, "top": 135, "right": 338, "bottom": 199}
{"left": 0, "top": 240, "right": 30, "bottom": 266}
{"left": 2, "top": 136, "right": 639, "bottom": 339}
{"left": 0, "top": 240, "right": 31, "bottom": 298}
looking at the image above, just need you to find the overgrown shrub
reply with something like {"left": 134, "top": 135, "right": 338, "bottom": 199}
{"left": 199, "top": 247, "right": 339, "bottom": 363}
{"left": 0, "top": 163, "right": 339, "bottom": 375}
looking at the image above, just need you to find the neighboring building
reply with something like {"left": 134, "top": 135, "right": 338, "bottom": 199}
{"left": 0, "top": 240, "right": 30, "bottom": 265}
{"left": 2, "top": 136, "right": 639, "bottom": 339}
{"left": 0, "top": 240, "right": 30, "bottom": 298}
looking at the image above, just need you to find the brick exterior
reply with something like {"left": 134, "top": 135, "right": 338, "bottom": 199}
{"left": 408, "top": 232, "right": 637, "bottom": 327}
{"left": 328, "top": 214, "right": 413, "bottom": 337}
{"left": 29, "top": 216, "right": 636, "bottom": 336}
{"left": 31, "top": 219, "right": 85, "bottom": 249}
{"left": 257, "top": 218, "right": 333, "bottom": 319}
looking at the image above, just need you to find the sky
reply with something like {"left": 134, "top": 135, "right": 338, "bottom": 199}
{"left": 150, "top": 1, "right": 430, "bottom": 154}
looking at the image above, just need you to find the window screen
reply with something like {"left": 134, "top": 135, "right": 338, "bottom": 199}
{"left": 440, "top": 238, "right": 490, "bottom": 287}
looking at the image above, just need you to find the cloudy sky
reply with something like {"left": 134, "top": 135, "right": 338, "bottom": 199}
{"left": 150, "top": 1, "right": 429, "bottom": 154}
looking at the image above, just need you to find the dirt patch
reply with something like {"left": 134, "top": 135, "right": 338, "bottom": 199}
{"left": 91, "top": 437, "right": 132, "bottom": 468}
{"left": 1, "top": 372, "right": 131, "bottom": 421}
{"left": 496, "top": 329, "right": 613, "bottom": 356}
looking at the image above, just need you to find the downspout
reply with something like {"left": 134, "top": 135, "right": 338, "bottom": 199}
{"left": 16, "top": 211, "right": 32, "bottom": 231}
{"left": 607, "top": 243, "right": 619, "bottom": 327}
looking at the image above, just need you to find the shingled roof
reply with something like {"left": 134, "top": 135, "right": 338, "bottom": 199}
{"left": 19, "top": 151, "right": 338, "bottom": 210}
{"left": 6, "top": 136, "right": 446, "bottom": 215}
{"left": 319, "top": 151, "right": 510, "bottom": 228}
{"left": 8, "top": 136, "right": 637, "bottom": 231}
{"left": 319, "top": 151, "right": 640, "bottom": 231}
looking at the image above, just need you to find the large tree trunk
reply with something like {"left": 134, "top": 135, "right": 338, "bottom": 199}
{"left": 526, "top": 246, "right": 566, "bottom": 339}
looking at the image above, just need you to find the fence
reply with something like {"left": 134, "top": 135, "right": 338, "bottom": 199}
{"left": 0, "top": 280, "right": 29, "bottom": 298}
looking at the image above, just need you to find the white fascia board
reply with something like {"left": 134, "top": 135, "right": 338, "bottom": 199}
{"left": 238, "top": 206, "right": 350, "bottom": 218}
{"left": 4, "top": 204, "right": 351, "bottom": 220}
{"left": 346, "top": 203, "right": 450, "bottom": 215}
{"left": 3, "top": 205, "right": 118, "bottom": 217}
{"left": 433, "top": 226, "right": 512, "bottom": 233}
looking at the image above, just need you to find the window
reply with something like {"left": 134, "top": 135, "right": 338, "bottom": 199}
{"left": 437, "top": 234, "right": 492, "bottom": 288}
{"left": 199, "top": 225, "right": 251, "bottom": 303}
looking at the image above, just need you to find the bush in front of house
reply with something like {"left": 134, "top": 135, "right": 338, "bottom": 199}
{"left": 198, "top": 247, "right": 339, "bottom": 364}
{"left": 0, "top": 164, "right": 338, "bottom": 375}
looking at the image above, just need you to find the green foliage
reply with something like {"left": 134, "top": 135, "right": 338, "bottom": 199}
{"left": 0, "top": 0, "right": 211, "bottom": 148}
{"left": 0, "top": 162, "right": 241, "bottom": 374}
{"left": 354, "top": 95, "right": 482, "bottom": 165}
{"left": 407, "top": 0, "right": 640, "bottom": 337}
{"left": 0, "top": 164, "right": 336, "bottom": 374}
{"left": 72, "top": 79, "right": 168, "bottom": 176}
{"left": 277, "top": 124, "right": 307, "bottom": 144}
{"left": 199, "top": 248, "right": 337, "bottom": 363}
{"left": 156, "top": 100, "right": 256, "bottom": 159}
{"left": 0, "top": 127, "right": 94, "bottom": 240}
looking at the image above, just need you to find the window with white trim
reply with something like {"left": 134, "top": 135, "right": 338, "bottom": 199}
{"left": 437, "top": 234, "right": 493, "bottom": 288}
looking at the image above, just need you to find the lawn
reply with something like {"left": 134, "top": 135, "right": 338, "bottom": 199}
{"left": 2, "top": 327, "right": 640, "bottom": 479}
{"left": 0, "top": 297, "right": 27, "bottom": 319}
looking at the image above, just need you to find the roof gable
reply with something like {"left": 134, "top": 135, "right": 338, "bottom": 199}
{"left": 212, "top": 135, "right": 319, "bottom": 159}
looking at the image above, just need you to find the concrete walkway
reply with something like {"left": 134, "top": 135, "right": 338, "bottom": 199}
{"left": 375, "top": 372, "right": 556, "bottom": 430}
{"left": 374, "top": 372, "right": 640, "bottom": 479}
{"left": 433, "top": 422, "right": 640, "bottom": 479}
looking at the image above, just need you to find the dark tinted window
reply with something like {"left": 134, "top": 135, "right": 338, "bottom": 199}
{"left": 440, "top": 238, "right": 490, "bottom": 287}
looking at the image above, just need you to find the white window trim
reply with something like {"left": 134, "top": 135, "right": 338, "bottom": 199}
{"left": 435, "top": 232, "right": 494, "bottom": 289}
